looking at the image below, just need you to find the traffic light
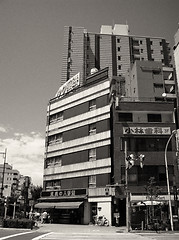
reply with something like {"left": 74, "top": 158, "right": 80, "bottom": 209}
{"left": 139, "top": 154, "right": 145, "bottom": 168}
{"left": 4, "top": 196, "right": 9, "bottom": 207}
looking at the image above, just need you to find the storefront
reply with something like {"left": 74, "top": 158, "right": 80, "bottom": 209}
{"left": 130, "top": 194, "right": 175, "bottom": 230}
{"left": 34, "top": 201, "right": 84, "bottom": 224}
{"left": 35, "top": 188, "right": 89, "bottom": 224}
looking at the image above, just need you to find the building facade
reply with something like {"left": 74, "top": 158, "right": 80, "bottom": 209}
{"left": 40, "top": 68, "right": 112, "bottom": 224}
{"left": 61, "top": 24, "right": 172, "bottom": 85}
{"left": 0, "top": 163, "right": 20, "bottom": 197}
{"left": 125, "top": 60, "right": 177, "bottom": 102}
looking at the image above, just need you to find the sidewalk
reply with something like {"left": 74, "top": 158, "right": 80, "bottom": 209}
{"left": 36, "top": 223, "right": 126, "bottom": 234}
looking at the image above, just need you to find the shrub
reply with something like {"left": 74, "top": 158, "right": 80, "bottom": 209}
{"left": 2, "top": 218, "right": 34, "bottom": 229}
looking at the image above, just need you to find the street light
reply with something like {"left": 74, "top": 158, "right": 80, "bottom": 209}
{"left": 164, "top": 130, "right": 179, "bottom": 231}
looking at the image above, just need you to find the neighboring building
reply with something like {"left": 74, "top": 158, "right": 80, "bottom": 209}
{"left": 110, "top": 80, "right": 178, "bottom": 226}
{"left": 174, "top": 27, "right": 179, "bottom": 94}
{"left": 61, "top": 24, "right": 172, "bottom": 85}
{"left": 0, "top": 163, "right": 20, "bottom": 197}
{"left": 125, "top": 60, "right": 177, "bottom": 102}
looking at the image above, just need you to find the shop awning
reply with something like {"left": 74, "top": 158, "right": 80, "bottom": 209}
{"left": 34, "top": 201, "right": 83, "bottom": 209}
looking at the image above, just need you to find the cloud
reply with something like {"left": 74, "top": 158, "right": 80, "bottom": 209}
{"left": 0, "top": 125, "right": 8, "bottom": 133}
{"left": 0, "top": 132, "right": 45, "bottom": 185}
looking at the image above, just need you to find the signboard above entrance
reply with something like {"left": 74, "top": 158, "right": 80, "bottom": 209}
{"left": 123, "top": 127, "right": 171, "bottom": 135}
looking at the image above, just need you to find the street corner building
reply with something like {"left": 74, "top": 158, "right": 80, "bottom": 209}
{"left": 35, "top": 24, "right": 179, "bottom": 228}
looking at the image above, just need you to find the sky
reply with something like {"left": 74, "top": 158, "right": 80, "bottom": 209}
{"left": 0, "top": 0, "right": 179, "bottom": 186}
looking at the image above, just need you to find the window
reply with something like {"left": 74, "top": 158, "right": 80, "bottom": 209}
{"left": 118, "top": 113, "right": 133, "bottom": 122}
{"left": 48, "top": 133, "right": 63, "bottom": 145}
{"left": 54, "top": 156, "right": 62, "bottom": 166}
{"left": 89, "top": 99, "right": 96, "bottom": 111}
{"left": 152, "top": 69, "right": 161, "bottom": 74}
{"left": 89, "top": 175, "right": 96, "bottom": 188}
{"left": 141, "top": 49, "right": 143, "bottom": 53}
{"left": 118, "top": 65, "right": 121, "bottom": 70}
{"left": 154, "top": 83, "right": 163, "bottom": 88}
{"left": 118, "top": 47, "right": 120, "bottom": 51}
{"left": 118, "top": 56, "right": 121, "bottom": 61}
{"left": 45, "top": 180, "right": 61, "bottom": 189}
{"left": 117, "top": 38, "right": 120, "bottom": 43}
{"left": 147, "top": 114, "right": 162, "bottom": 122}
{"left": 49, "top": 111, "right": 63, "bottom": 124}
{"left": 150, "top": 41, "right": 153, "bottom": 45}
{"left": 45, "top": 156, "right": 62, "bottom": 168}
{"left": 140, "top": 40, "right": 143, "bottom": 44}
{"left": 89, "top": 148, "right": 96, "bottom": 161}
{"left": 89, "top": 123, "right": 96, "bottom": 135}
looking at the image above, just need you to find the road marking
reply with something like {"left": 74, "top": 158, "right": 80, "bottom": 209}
{"left": 0, "top": 231, "right": 33, "bottom": 240}
{"left": 32, "top": 232, "right": 53, "bottom": 240}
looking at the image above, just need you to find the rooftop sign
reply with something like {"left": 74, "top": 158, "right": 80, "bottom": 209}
{"left": 55, "top": 72, "right": 80, "bottom": 98}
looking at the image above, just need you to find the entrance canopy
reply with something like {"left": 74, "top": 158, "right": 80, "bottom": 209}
{"left": 34, "top": 201, "right": 83, "bottom": 209}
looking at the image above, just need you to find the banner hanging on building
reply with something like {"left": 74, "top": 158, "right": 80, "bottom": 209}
{"left": 123, "top": 126, "right": 171, "bottom": 135}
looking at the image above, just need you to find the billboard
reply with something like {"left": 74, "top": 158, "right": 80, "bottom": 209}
{"left": 55, "top": 72, "right": 80, "bottom": 98}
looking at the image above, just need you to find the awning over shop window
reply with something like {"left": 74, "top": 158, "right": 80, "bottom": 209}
{"left": 34, "top": 201, "right": 83, "bottom": 209}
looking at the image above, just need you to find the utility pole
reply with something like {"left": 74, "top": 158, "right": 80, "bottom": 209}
{"left": 0, "top": 149, "right": 7, "bottom": 198}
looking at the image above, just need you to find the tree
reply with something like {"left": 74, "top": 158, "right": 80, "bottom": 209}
{"left": 145, "top": 177, "right": 162, "bottom": 223}
{"left": 30, "top": 185, "right": 42, "bottom": 203}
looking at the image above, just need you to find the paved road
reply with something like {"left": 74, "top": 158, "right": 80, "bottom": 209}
{"left": 0, "top": 229, "right": 48, "bottom": 240}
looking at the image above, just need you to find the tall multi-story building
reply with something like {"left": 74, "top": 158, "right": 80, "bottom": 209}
{"left": 38, "top": 68, "right": 112, "bottom": 224}
{"left": 61, "top": 24, "right": 172, "bottom": 85}
{"left": 38, "top": 24, "right": 179, "bottom": 227}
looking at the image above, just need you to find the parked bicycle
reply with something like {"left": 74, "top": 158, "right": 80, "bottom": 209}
{"left": 93, "top": 215, "right": 109, "bottom": 226}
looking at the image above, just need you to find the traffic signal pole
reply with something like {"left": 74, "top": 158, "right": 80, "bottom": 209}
{"left": 125, "top": 139, "right": 130, "bottom": 232}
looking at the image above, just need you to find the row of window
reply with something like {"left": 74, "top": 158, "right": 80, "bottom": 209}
{"left": 49, "top": 99, "right": 96, "bottom": 125}
{"left": 118, "top": 113, "right": 162, "bottom": 122}
{"left": 45, "top": 148, "right": 97, "bottom": 168}
{"left": 47, "top": 123, "right": 97, "bottom": 145}
{"left": 45, "top": 175, "right": 97, "bottom": 189}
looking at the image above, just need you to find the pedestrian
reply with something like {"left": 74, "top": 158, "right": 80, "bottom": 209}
{"left": 41, "top": 210, "right": 48, "bottom": 223}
